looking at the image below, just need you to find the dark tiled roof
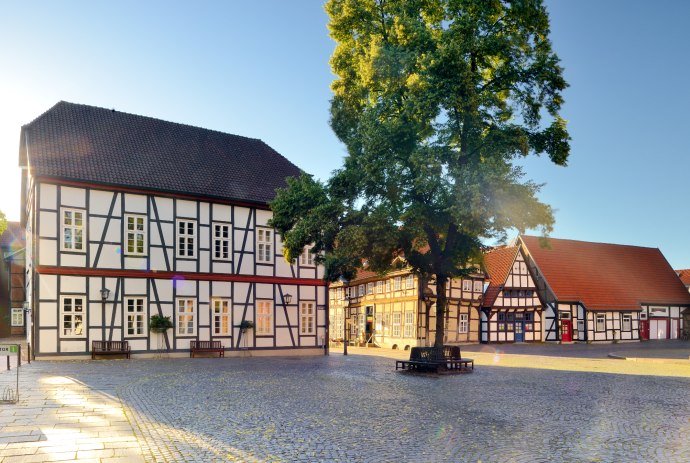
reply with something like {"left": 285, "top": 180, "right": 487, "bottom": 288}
{"left": 482, "top": 246, "right": 519, "bottom": 308}
{"left": 0, "top": 222, "right": 25, "bottom": 249}
{"left": 521, "top": 235, "right": 690, "bottom": 310}
{"left": 19, "top": 101, "right": 302, "bottom": 205}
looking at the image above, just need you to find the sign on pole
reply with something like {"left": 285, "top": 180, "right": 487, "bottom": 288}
{"left": 0, "top": 344, "right": 20, "bottom": 404}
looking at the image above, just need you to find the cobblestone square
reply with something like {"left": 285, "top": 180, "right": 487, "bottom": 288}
{"left": 1, "top": 347, "right": 689, "bottom": 462}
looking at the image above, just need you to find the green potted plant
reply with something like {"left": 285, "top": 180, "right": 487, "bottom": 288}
{"left": 149, "top": 314, "right": 173, "bottom": 333}
{"left": 238, "top": 320, "right": 255, "bottom": 333}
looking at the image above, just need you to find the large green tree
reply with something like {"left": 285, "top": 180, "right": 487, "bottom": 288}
{"left": 270, "top": 0, "right": 569, "bottom": 347}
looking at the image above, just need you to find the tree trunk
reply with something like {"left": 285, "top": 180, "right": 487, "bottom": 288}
{"left": 434, "top": 276, "right": 447, "bottom": 348}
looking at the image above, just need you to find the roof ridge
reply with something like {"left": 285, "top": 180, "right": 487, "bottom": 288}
{"left": 521, "top": 234, "right": 658, "bottom": 251}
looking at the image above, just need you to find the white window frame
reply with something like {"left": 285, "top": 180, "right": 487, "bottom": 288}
{"left": 300, "top": 301, "right": 315, "bottom": 335}
{"left": 256, "top": 228, "right": 274, "bottom": 264}
{"left": 473, "top": 281, "right": 483, "bottom": 293}
{"left": 61, "top": 208, "right": 86, "bottom": 252}
{"left": 358, "top": 285, "right": 364, "bottom": 297}
{"left": 256, "top": 300, "right": 273, "bottom": 335}
{"left": 405, "top": 275, "right": 414, "bottom": 290}
{"left": 125, "top": 297, "right": 147, "bottom": 337}
{"left": 392, "top": 313, "right": 402, "bottom": 337}
{"left": 212, "top": 223, "right": 232, "bottom": 261}
{"left": 124, "top": 214, "right": 147, "bottom": 256}
{"left": 176, "top": 298, "right": 197, "bottom": 336}
{"left": 212, "top": 298, "right": 231, "bottom": 336}
{"left": 462, "top": 280, "right": 472, "bottom": 292}
{"left": 385, "top": 279, "right": 391, "bottom": 293}
{"left": 394, "top": 277, "right": 401, "bottom": 290}
{"left": 622, "top": 313, "right": 632, "bottom": 332}
{"left": 403, "top": 311, "right": 414, "bottom": 338}
{"left": 376, "top": 281, "right": 383, "bottom": 294}
{"left": 595, "top": 314, "right": 606, "bottom": 332}
{"left": 11, "top": 308, "right": 24, "bottom": 327}
{"left": 458, "top": 313, "right": 469, "bottom": 334}
{"left": 176, "top": 219, "right": 197, "bottom": 258}
{"left": 367, "top": 283, "right": 374, "bottom": 295}
{"left": 300, "top": 246, "right": 315, "bottom": 266}
{"left": 60, "top": 296, "right": 85, "bottom": 338}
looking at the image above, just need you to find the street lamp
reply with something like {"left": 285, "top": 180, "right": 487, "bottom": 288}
{"left": 283, "top": 293, "right": 293, "bottom": 305}
{"left": 100, "top": 288, "right": 111, "bottom": 301}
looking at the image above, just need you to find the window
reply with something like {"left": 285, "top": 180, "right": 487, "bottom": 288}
{"left": 622, "top": 313, "right": 632, "bottom": 331}
{"left": 462, "top": 280, "right": 472, "bottom": 292}
{"left": 61, "top": 296, "right": 85, "bottom": 337}
{"left": 392, "top": 313, "right": 402, "bottom": 337}
{"left": 403, "top": 312, "right": 414, "bottom": 338}
{"left": 394, "top": 277, "right": 401, "bottom": 290}
{"left": 503, "top": 290, "right": 512, "bottom": 298}
{"left": 177, "top": 220, "right": 196, "bottom": 258}
{"left": 125, "top": 215, "right": 146, "bottom": 256}
{"left": 473, "top": 281, "right": 483, "bottom": 293}
{"left": 596, "top": 314, "right": 606, "bottom": 332}
{"left": 213, "top": 223, "right": 231, "bottom": 261}
{"left": 177, "top": 298, "right": 196, "bottom": 336}
{"left": 256, "top": 228, "right": 273, "bottom": 263}
{"left": 125, "top": 298, "right": 146, "bottom": 336}
{"left": 61, "top": 208, "right": 85, "bottom": 252}
{"left": 358, "top": 285, "right": 364, "bottom": 297}
{"left": 458, "top": 313, "right": 468, "bottom": 334}
{"left": 524, "top": 312, "right": 533, "bottom": 322}
{"left": 256, "top": 300, "right": 273, "bottom": 335}
{"left": 11, "top": 308, "right": 23, "bottom": 327}
{"left": 213, "top": 299, "right": 230, "bottom": 335}
{"left": 385, "top": 279, "right": 391, "bottom": 293}
{"left": 376, "top": 281, "right": 383, "bottom": 294}
{"left": 367, "top": 283, "right": 374, "bottom": 295}
{"left": 405, "top": 275, "right": 414, "bottom": 290}
{"left": 300, "top": 247, "right": 314, "bottom": 266}
{"left": 300, "top": 302, "right": 315, "bottom": 335}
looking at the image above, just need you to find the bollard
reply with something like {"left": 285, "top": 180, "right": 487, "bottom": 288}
{"left": 6, "top": 355, "right": 9, "bottom": 371}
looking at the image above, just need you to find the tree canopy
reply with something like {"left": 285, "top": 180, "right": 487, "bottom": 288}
{"left": 270, "top": 0, "right": 570, "bottom": 347}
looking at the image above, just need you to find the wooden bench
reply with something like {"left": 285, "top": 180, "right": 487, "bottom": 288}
{"left": 190, "top": 340, "right": 225, "bottom": 358}
{"left": 91, "top": 341, "right": 131, "bottom": 360}
{"left": 396, "top": 346, "right": 473, "bottom": 373}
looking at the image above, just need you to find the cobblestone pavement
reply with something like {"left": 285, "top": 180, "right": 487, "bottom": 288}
{"left": 1, "top": 352, "right": 690, "bottom": 462}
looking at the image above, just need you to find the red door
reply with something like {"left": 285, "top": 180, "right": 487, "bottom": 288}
{"left": 639, "top": 320, "right": 649, "bottom": 340}
{"left": 560, "top": 320, "right": 572, "bottom": 342}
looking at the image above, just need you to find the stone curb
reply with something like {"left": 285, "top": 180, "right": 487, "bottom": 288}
{"left": 607, "top": 353, "right": 690, "bottom": 363}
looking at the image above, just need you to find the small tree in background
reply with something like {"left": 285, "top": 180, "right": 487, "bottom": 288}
{"left": 0, "top": 210, "right": 7, "bottom": 237}
{"left": 270, "top": 0, "right": 570, "bottom": 347}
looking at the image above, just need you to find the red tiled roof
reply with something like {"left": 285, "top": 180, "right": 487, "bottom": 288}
{"left": 676, "top": 269, "right": 690, "bottom": 286}
{"left": 482, "top": 246, "right": 519, "bottom": 308}
{"left": 521, "top": 235, "right": 690, "bottom": 310}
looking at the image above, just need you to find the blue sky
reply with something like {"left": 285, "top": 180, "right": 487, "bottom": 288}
{"left": 1, "top": 1, "right": 689, "bottom": 267}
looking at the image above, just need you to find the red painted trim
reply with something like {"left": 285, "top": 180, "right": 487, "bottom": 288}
{"left": 34, "top": 176, "right": 271, "bottom": 210}
{"left": 36, "top": 265, "right": 326, "bottom": 286}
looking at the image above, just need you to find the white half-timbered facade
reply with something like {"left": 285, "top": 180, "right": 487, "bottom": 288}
{"left": 20, "top": 101, "right": 327, "bottom": 358}
{"left": 481, "top": 246, "right": 543, "bottom": 343}
{"left": 519, "top": 235, "right": 690, "bottom": 343}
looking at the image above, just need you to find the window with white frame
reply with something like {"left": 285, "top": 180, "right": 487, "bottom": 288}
{"left": 213, "top": 298, "right": 230, "bottom": 335}
{"left": 61, "top": 296, "right": 85, "bottom": 337}
{"left": 376, "top": 281, "right": 383, "bottom": 294}
{"left": 177, "top": 298, "right": 196, "bottom": 335}
{"left": 367, "top": 283, "right": 374, "bottom": 295}
{"left": 595, "top": 314, "right": 606, "bottom": 332}
{"left": 61, "top": 208, "right": 86, "bottom": 252}
{"left": 458, "top": 313, "right": 469, "bottom": 334}
{"left": 300, "top": 301, "right": 315, "bottom": 335}
{"left": 300, "top": 247, "right": 314, "bottom": 266}
{"left": 256, "top": 300, "right": 273, "bottom": 335}
{"left": 385, "top": 279, "right": 391, "bottom": 292}
{"left": 462, "top": 280, "right": 472, "bottom": 292}
{"left": 406, "top": 275, "right": 414, "bottom": 290}
{"left": 213, "top": 223, "right": 231, "bottom": 261}
{"left": 177, "top": 220, "right": 196, "bottom": 258}
{"left": 473, "top": 280, "right": 483, "bottom": 293}
{"left": 11, "top": 308, "right": 23, "bottom": 327}
{"left": 358, "top": 285, "right": 364, "bottom": 297}
{"left": 392, "top": 313, "right": 402, "bottom": 337}
{"left": 125, "top": 215, "right": 146, "bottom": 256}
{"left": 256, "top": 228, "right": 273, "bottom": 263}
{"left": 126, "top": 297, "right": 146, "bottom": 336}
{"left": 394, "top": 277, "right": 401, "bottom": 290}
{"left": 622, "top": 313, "right": 632, "bottom": 331}
{"left": 403, "top": 312, "right": 414, "bottom": 338}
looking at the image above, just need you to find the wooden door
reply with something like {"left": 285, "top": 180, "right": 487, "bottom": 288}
{"left": 560, "top": 320, "right": 572, "bottom": 342}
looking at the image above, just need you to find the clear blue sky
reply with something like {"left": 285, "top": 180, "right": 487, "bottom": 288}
{"left": 1, "top": 1, "right": 689, "bottom": 267}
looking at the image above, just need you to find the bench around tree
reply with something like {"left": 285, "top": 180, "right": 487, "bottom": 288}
{"left": 190, "top": 340, "right": 225, "bottom": 358}
{"left": 91, "top": 341, "right": 131, "bottom": 360}
{"left": 396, "top": 346, "right": 473, "bottom": 373}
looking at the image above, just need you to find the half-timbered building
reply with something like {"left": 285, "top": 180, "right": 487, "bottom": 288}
{"left": 20, "top": 101, "right": 327, "bottom": 358}
{"left": 0, "top": 222, "right": 26, "bottom": 337}
{"left": 520, "top": 235, "right": 690, "bottom": 343}
{"left": 329, "top": 268, "right": 484, "bottom": 350}
{"left": 481, "top": 246, "right": 544, "bottom": 343}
